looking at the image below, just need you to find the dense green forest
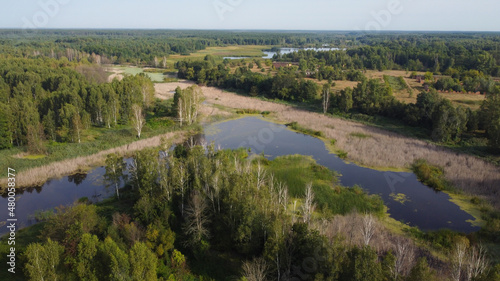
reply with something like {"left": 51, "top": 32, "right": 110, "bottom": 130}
{"left": 0, "top": 57, "right": 158, "bottom": 152}
{"left": 4, "top": 145, "right": 498, "bottom": 280}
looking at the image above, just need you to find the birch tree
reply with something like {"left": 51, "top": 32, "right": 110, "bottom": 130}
{"left": 242, "top": 257, "right": 268, "bottom": 281}
{"left": 173, "top": 85, "right": 202, "bottom": 126}
{"left": 361, "top": 213, "right": 376, "bottom": 246}
{"left": 451, "top": 238, "right": 468, "bottom": 281}
{"left": 322, "top": 82, "right": 331, "bottom": 114}
{"left": 25, "top": 239, "right": 64, "bottom": 281}
{"left": 465, "top": 244, "right": 489, "bottom": 281}
{"left": 183, "top": 191, "right": 210, "bottom": 247}
{"left": 104, "top": 153, "right": 127, "bottom": 199}
{"left": 302, "top": 183, "right": 315, "bottom": 224}
{"left": 392, "top": 237, "right": 415, "bottom": 279}
{"left": 131, "top": 104, "right": 145, "bottom": 138}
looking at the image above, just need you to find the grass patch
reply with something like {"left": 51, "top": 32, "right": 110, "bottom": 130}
{"left": 384, "top": 75, "right": 407, "bottom": 92}
{"left": 349, "top": 132, "right": 371, "bottom": 139}
{"left": 447, "top": 193, "right": 485, "bottom": 227}
{"left": 337, "top": 150, "right": 348, "bottom": 159}
{"left": 0, "top": 122, "right": 179, "bottom": 182}
{"left": 21, "top": 154, "right": 46, "bottom": 160}
{"left": 285, "top": 121, "right": 324, "bottom": 137}
{"left": 265, "top": 155, "right": 384, "bottom": 215}
{"left": 411, "top": 159, "right": 453, "bottom": 192}
{"left": 455, "top": 99, "right": 483, "bottom": 106}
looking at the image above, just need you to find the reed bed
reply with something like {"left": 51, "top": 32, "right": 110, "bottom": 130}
{"left": 0, "top": 132, "right": 184, "bottom": 189}
{"left": 193, "top": 82, "right": 500, "bottom": 209}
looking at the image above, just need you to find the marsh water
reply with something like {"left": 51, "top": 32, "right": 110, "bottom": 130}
{"left": 0, "top": 117, "right": 479, "bottom": 235}
{"left": 224, "top": 47, "right": 341, "bottom": 60}
{"left": 202, "top": 117, "right": 479, "bottom": 233}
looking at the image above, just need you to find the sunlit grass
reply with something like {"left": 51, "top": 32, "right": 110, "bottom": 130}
{"left": 265, "top": 155, "right": 384, "bottom": 215}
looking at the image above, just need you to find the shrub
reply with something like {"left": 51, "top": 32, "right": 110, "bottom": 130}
{"left": 338, "top": 150, "right": 348, "bottom": 159}
{"left": 411, "top": 159, "right": 451, "bottom": 191}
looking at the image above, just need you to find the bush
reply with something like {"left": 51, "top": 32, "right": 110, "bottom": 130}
{"left": 338, "top": 150, "right": 348, "bottom": 159}
{"left": 286, "top": 122, "right": 325, "bottom": 137}
{"left": 411, "top": 159, "right": 451, "bottom": 191}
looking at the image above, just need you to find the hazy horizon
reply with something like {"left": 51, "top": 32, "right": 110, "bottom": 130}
{"left": 1, "top": 0, "right": 499, "bottom": 32}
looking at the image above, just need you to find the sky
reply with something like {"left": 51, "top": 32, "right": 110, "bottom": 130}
{"left": 1, "top": 0, "right": 499, "bottom": 32}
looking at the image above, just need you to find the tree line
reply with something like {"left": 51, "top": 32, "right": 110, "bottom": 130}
{"left": 0, "top": 57, "right": 155, "bottom": 152}
{"left": 176, "top": 58, "right": 500, "bottom": 149}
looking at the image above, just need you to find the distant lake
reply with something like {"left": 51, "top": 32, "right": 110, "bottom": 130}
{"left": 223, "top": 47, "right": 341, "bottom": 60}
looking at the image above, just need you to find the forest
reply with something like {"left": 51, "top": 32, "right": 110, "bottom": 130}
{"left": 0, "top": 30, "right": 500, "bottom": 280}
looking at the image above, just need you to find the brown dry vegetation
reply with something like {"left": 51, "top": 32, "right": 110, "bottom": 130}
{"left": 183, "top": 81, "right": 500, "bottom": 209}
{"left": 0, "top": 131, "right": 184, "bottom": 189}
{"left": 154, "top": 81, "right": 195, "bottom": 100}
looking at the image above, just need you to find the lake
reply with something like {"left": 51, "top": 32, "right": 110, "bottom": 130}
{"left": 223, "top": 47, "right": 341, "bottom": 60}
{"left": 0, "top": 117, "right": 479, "bottom": 235}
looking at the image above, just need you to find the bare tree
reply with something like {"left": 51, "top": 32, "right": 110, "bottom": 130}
{"left": 154, "top": 56, "right": 159, "bottom": 68}
{"left": 302, "top": 183, "right": 315, "bottom": 224}
{"left": 183, "top": 191, "right": 210, "bottom": 247}
{"left": 465, "top": 244, "right": 489, "bottom": 281}
{"left": 277, "top": 182, "right": 289, "bottom": 212}
{"left": 162, "top": 56, "right": 167, "bottom": 68}
{"left": 451, "top": 239, "right": 468, "bottom": 281}
{"left": 256, "top": 161, "right": 266, "bottom": 190}
{"left": 392, "top": 237, "right": 415, "bottom": 279}
{"left": 131, "top": 104, "right": 145, "bottom": 138}
{"left": 242, "top": 257, "right": 268, "bottom": 281}
{"left": 361, "top": 213, "right": 376, "bottom": 246}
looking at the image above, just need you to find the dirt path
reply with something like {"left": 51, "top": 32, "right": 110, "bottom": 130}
{"left": 106, "top": 67, "right": 124, "bottom": 82}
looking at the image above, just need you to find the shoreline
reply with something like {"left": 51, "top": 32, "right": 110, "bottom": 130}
{"left": 0, "top": 131, "right": 185, "bottom": 190}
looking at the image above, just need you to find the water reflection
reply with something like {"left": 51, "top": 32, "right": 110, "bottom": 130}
{"left": 201, "top": 117, "right": 480, "bottom": 233}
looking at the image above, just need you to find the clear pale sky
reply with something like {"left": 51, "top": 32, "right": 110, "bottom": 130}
{"left": 1, "top": 0, "right": 499, "bottom": 31}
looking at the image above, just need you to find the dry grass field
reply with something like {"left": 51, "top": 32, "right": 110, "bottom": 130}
{"left": 0, "top": 131, "right": 184, "bottom": 189}
{"left": 166, "top": 45, "right": 270, "bottom": 65}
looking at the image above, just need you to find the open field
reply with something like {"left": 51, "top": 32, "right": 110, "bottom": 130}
{"left": 163, "top": 80, "right": 500, "bottom": 209}
{"left": 365, "top": 70, "right": 486, "bottom": 109}
{"left": 166, "top": 45, "right": 270, "bottom": 65}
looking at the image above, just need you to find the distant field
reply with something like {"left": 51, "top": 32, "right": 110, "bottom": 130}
{"left": 166, "top": 45, "right": 270, "bottom": 65}
{"left": 365, "top": 70, "right": 485, "bottom": 109}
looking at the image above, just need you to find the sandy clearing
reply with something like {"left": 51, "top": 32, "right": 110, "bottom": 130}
{"left": 106, "top": 67, "right": 124, "bottom": 82}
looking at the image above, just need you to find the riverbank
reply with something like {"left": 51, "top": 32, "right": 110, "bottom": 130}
{"left": 0, "top": 131, "right": 185, "bottom": 190}
{"left": 165, "top": 81, "right": 499, "bottom": 209}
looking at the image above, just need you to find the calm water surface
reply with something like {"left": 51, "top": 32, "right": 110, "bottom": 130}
{"left": 0, "top": 117, "right": 479, "bottom": 235}
{"left": 224, "top": 47, "right": 341, "bottom": 60}
{"left": 202, "top": 117, "right": 479, "bottom": 233}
